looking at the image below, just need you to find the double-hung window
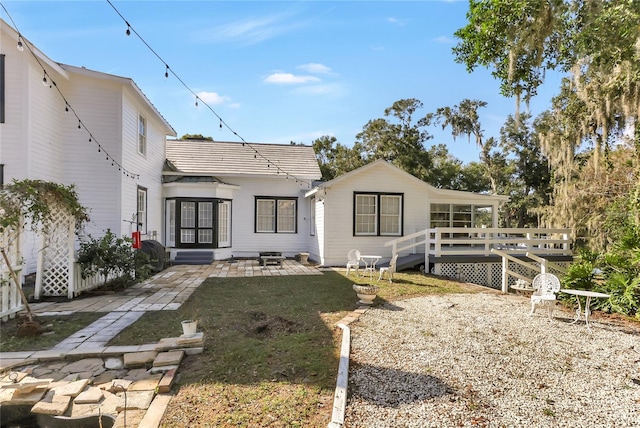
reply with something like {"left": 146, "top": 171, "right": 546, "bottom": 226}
{"left": 255, "top": 197, "right": 297, "bottom": 233}
{"left": 137, "top": 186, "right": 147, "bottom": 234}
{"left": 354, "top": 193, "right": 403, "bottom": 236}
{"left": 138, "top": 114, "right": 147, "bottom": 155}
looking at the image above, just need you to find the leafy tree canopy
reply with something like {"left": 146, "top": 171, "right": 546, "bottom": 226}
{"left": 180, "top": 134, "right": 213, "bottom": 140}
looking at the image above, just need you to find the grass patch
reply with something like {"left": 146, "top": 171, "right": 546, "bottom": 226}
{"left": 110, "top": 269, "right": 478, "bottom": 427}
{"left": 0, "top": 312, "right": 104, "bottom": 352}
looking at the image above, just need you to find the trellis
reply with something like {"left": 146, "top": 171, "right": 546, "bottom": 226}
{"left": 34, "top": 204, "right": 75, "bottom": 299}
{"left": 0, "top": 225, "right": 24, "bottom": 321}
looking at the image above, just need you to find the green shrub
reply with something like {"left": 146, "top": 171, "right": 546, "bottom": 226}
{"left": 77, "top": 229, "right": 151, "bottom": 287}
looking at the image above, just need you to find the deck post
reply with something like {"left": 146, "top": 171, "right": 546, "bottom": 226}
{"left": 501, "top": 256, "right": 508, "bottom": 293}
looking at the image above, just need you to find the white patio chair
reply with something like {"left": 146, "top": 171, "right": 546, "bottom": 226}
{"left": 378, "top": 254, "right": 399, "bottom": 283}
{"left": 529, "top": 273, "right": 561, "bottom": 319}
{"left": 346, "top": 249, "right": 361, "bottom": 276}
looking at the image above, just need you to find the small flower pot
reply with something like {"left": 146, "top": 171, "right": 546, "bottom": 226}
{"left": 181, "top": 319, "right": 198, "bottom": 337}
{"left": 352, "top": 284, "right": 380, "bottom": 305}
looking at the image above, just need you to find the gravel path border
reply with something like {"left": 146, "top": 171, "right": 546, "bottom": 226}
{"left": 344, "top": 292, "right": 640, "bottom": 428}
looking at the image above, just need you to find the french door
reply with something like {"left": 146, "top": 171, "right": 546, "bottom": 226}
{"left": 166, "top": 198, "right": 231, "bottom": 248}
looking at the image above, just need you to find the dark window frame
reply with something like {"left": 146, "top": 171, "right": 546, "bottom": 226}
{"left": 254, "top": 196, "right": 298, "bottom": 234}
{"left": 172, "top": 197, "right": 231, "bottom": 249}
{"left": 353, "top": 192, "right": 404, "bottom": 237}
{"left": 136, "top": 186, "right": 148, "bottom": 234}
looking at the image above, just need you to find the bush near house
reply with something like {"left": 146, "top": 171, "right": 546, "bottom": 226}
{"left": 77, "top": 229, "right": 151, "bottom": 288}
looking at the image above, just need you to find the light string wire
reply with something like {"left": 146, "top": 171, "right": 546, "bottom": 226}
{"left": 0, "top": 2, "right": 141, "bottom": 180}
{"left": 105, "top": 0, "right": 311, "bottom": 187}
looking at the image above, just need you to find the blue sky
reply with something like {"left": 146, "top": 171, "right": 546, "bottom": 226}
{"left": 3, "top": 0, "right": 563, "bottom": 164}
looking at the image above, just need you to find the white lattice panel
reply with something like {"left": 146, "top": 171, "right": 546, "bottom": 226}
{"left": 435, "top": 261, "right": 571, "bottom": 290}
{"left": 38, "top": 207, "right": 74, "bottom": 297}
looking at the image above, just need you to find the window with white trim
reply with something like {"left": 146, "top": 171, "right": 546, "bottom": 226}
{"left": 137, "top": 186, "right": 147, "bottom": 234}
{"left": 138, "top": 114, "right": 147, "bottom": 155}
{"left": 354, "top": 193, "right": 403, "bottom": 236}
{"left": 255, "top": 197, "right": 297, "bottom": 233}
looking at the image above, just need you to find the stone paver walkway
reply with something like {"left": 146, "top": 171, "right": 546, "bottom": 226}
{"left": 1, "top": 259, "right": 323, "bottom": 427}
{"left": 9, "top": 259, "right": 322, "bottom": 354}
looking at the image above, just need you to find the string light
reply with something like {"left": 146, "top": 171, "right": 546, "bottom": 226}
{"left": 164, "top": 65, "right": 169, "bottom": 79}
{"left": 0, "top": 3, "right": 142, "bottom": 181}
{"left": 104, "top": 0, "right": 312, "bottom": 187}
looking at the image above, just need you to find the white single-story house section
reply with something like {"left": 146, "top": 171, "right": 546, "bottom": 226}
{"left": 163, "top": 139, "right": 322, "bottom": 261}
{"left": 0, "top": 18, "right": 176, "bottom": 274}
{"left": 304, "top": 159, "right": 510, "bottom": 267}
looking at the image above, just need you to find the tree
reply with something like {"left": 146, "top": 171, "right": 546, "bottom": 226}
{"left": 453, "top": 0, "right": 640, "bottom": 249}
{"left": 498, "top": 114, "right": 552, "bottom": 227}
{"left": 356, "top": 98, "right": 433, "bottom": 181}
{"left": 311, "top": 136, "right": 364, "bottom": 181}
{"left": 432, "top": 99, "right": 504, "bottom": 193}
{"left": 180, "top": 133, "right": 213, "bottom": 140}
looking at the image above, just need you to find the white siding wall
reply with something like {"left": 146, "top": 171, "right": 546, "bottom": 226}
{"left": 321, "top": 163, "right": 430, "bottom": 266}
{"left": 221, "top": 176, "right": 311, "bottom": 258}
{"left": 120, "top": 89, "right": 167, "bottom": 242}
{"left": 60, "top": 73, "right": 122, "bottom": 239}
{"left": 1, "top": 32, "right": 69, "bottom": 273}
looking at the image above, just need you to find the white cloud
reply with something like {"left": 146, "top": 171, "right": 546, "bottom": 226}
{"left": 264, "top": 73, "right": 321, "bottom": 84}
{"left": 191, "top": 12, "right": 304, "bottom": 47}
{"left": 196, "top": 91, "right": 230, "bottom": 105}
{"left": 388, "top": 17, "right": 405, "bottom": 26}
{"left": 434, "top": 35, "right": 454, "bottom": 44}
{"left": 293, "top": 83, "right": 343, "bottom": 96}
{"left": 297, "top": 63, "right": 332, "bottom": 74}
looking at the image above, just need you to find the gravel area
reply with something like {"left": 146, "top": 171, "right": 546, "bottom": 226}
{"left": 344, "top": 291, "right": 640, "bottom": 428}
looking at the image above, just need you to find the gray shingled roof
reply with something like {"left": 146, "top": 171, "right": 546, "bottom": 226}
{"left": 165, "top": 140, "right": 321, "bottom": 179}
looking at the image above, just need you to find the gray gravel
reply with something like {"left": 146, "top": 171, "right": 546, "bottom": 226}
{"left": 344, "top": 292, "right": 640, "bottom": 428}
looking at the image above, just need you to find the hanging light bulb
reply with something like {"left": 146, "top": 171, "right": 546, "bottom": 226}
{"left": 89, "top": 137, "right": 92, "bottom": 142}
{"left": 219, "top": 119, "right": 222, "bottom": 129}
{"left": 78, "top": 121, "right": 82, "bottom": 129}
{"left": 165, "top": 65, "right": 169, "bottom": 78}
{"left": 98, "top": 146, "right": 101, "bottom": 153}
{"left": 195, "top": 97, "right": 199, "bottom": 107}
{"left": 42, "top": 74, "right": 48, "bottom": 86}
{"left": 65, "top": 103, "right": 69, "bottom": 112}
{"left": 17, "top": 35, "right": 24, "bottom": 51}
{"left": 126, "top": 23, "right": 131, "bottom": 36}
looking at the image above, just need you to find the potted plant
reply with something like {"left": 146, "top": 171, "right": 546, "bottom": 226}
{"left": 181, "top": 308, "right": 199, "bottom": 337}
{"left": 181, "top": 318, "right": 198, "bottom": 337}
{"left": 352, "top": 284, "right": 380, "bottom": 305}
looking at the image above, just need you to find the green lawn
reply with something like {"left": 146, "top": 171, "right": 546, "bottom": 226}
{"left": 0, "top": 269, "right": 480, "bottom": 427}
{"left": 109, "top": 269, "right": 480, "bottom": 427}
{"left": 0, "top": 312, "right": 104, "bottom": 352}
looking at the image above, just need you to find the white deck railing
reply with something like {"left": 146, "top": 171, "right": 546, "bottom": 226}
{"left": 385, "top": 227, "right": 572, "bottom": 259}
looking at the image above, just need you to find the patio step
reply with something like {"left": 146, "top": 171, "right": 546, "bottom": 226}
{"left": 172, "top": 251, "right": 214, "bottom": 265}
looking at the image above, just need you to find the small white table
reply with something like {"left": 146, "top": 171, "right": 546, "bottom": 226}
{"left": 359, "top": 255, "right": 381, "bottom": 281}
{"left": 560, "top": 289, "right": 610, "bottom": 332}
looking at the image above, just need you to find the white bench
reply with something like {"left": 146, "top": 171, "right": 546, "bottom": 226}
{"left": 259, "top": 252, "right": 285, "bottom": 267}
